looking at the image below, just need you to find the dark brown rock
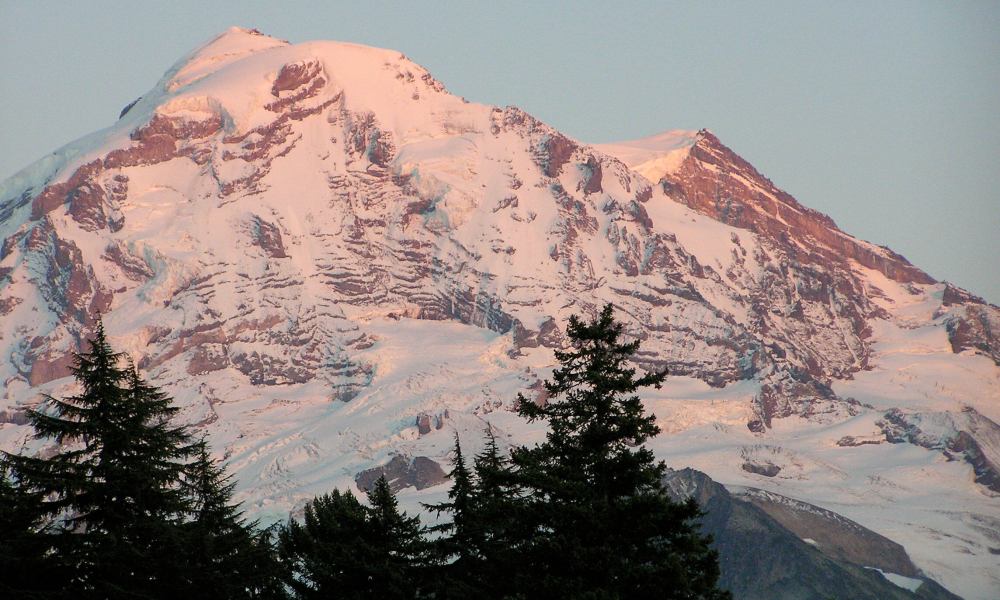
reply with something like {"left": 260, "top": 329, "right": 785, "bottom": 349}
{"left": 251, "top": 216, "right": 288, "bottom": 258}
{"left": 25, "top": 338, "right": 77, "bottom": 386}
{"left": 581, "top": 154, "right": 603, "bottom": 194}
{"left": 0, "top": 296, "right": 22, "bottom": 316}
{"left": 0, "top": 408, "right": 29, "bottom": 425}
{"left": 21, "top": 219, "right": 111, "bottom": 325}
{"left": 101, "top": 242, "right": 154, "bottom": 281}
{"left": 742, "top": 462, "right": 781, "bottom": 477}
{"left": 539, "top": 133, "right": 577, "bottom": 178}
{"left": 187, "top": 343, "right": 230, "bottom": 375}
{"left": 30, "top": 160, "right": 103, "bottom": 220}
{"left": 415, "top": 413, "right": 432, "bottom": 435}
{"left": 354, "top": 455, "right": 447, "bottom": 492}
{"left": 944, "top": 304, "right": 1000, "bottom": 365}
{"left": 346, "top": 111, "right": 394, "bottom": 167}
{"left": 272, "top": 60, "right": 323, "bottom": 95}
{"left": 661, "top": 130, "right": 934, "bottom": 286}
{"left": 941, "top": 283, "right": 985, "bottom": 307}
{"left": 836, "top": 436, "right": 884, "bottom": 447}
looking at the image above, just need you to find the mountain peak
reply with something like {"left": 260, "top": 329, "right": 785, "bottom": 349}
{"left": 165, "top": 27, "right": 289, "bottom": 92}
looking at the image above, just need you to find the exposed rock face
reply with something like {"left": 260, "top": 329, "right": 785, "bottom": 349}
{"left": 355, "top": 455, "right": 447, "bottom": 492}
{"left": 119, "top": 96, "right": 142, "bottom": 119}
{"left": 943, "top": 302, "right": 1000, "bottom": 366}
{"left": 662, "top": 131, "right": 934, "bottom": 286}
{"left": 742, "top": 462, "right": 781, "bottom": 477}
{"left": 661, "top": 469, "right": 961, "bottom": 600}
{"left": 879, "top": 407, "right": 1000, "bottom": 493}
{"left": 0, "top": 408, "right": 29, "bottom": 425}
{"left": 250, "top": 216, "right": 288, "bottom": 259}
{"left": 101, "top": 241, "right": 155, "bottom": 281}
{"left": 735, "top": 487, "right": 919, "bottom": 578}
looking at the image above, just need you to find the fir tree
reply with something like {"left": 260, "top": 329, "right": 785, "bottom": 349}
{"left": 0, "top": 456, "right": 68, "bottom": 599}
{"left": 277, "top": 488, "right": 372, "bottom": 598}
{"left": 5, "top": 321, "right": 196, "bottom": 595}
{"left": 426, "top": 429, "right": 529, "bottom": 599}
{"left": 365, "top": 475, "right": 431, "bottom": 598}
{"left": 178, "top": 439, "right": 285, "bottom": 599}
{"left": 423, "top": 435, "right": 479, "bottom": 598}
{"left": 3, "top": 320, "right": 289, "bottom": 598}
{"left": 468, "top": 428, "right": 527, "bottom": 599}
{"left": 277, "top": 476, "right": 428, "bottom": 599}
{"left": 511, "top": 303, "right": 729, "bottom": 599}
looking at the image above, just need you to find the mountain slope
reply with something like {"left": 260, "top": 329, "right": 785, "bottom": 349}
{"left": 1, "top": 28, "right": 997, "bottom": 598}
{"left": 662, "top": 468, "right": 962, "bottom": 600}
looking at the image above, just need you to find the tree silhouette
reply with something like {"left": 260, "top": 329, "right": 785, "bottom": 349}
{"left": 511, "top": 303, "right": 729, "bottom": 599}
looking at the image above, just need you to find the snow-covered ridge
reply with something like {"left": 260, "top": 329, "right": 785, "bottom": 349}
{"left": 1, "top": 26, "right": 477, "bottom": 206}
{"left": 164, "top": 27, "right": 291, "bottom": 92}
{"left": 594, "top": 129, "right": 700, "bottom": 182}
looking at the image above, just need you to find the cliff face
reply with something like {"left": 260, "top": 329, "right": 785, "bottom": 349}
{"left": 1, "top": 28, "right": 997, "bottom": 599}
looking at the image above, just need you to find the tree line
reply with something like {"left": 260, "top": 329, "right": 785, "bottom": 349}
{"left": 1, "top": 305, "right": 729, "bottom": 599}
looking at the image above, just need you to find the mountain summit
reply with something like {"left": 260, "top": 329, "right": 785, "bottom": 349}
{"left": 1, "top": 29, "right": 998, "bottom": 599}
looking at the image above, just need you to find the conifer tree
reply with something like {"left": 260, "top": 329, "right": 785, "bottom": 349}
{"left": 423, "top": 435, "right": 479, "bottom": 598}
{"left": 277, "top": 488, "right": 372, "bottom": 598}
{"left": 0, "top": 457, "right": 68, "bottom": 599}
{"left": 277, "top": 476, "right": 429, "bottom": 599}
{"left": 426, "top": 429, "right": 529, "bottom": 599}
{"left": 425, "top": 435, "right": 474, "bottom": 557}
{"left": 179, "top": 439, "right": 285, "bottom": 599}
{"left": 468, "top": 428, "right": 527, "bottom": 599}
{"left": 512, "top": 303, "right": 729, "bottom": 599}
{"left": 365, "top": 475, "right": 431, "bottom": 598}
{"left": 4, "top": 320, "right": 287, "bottom": 598}
{"left": 247, "top": 527, "right": 293, "bottom": 600}
{"left": 5, "top": 320, "right": 196, "bottom": 595}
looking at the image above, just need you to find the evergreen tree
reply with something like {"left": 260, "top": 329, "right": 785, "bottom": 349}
{"left": 467, "top": 428, "right": 528, "bottom": 599}
{"left": 511, "top": 303, "right": 729, "bottom": 599}
{"left": 0, "top": 456, "right": 68, "bottom": 599}
{"left": 277, "top": 476, "right": 428, "bottom": 599}
{"left": 5, "top": 321, "right": 196, "bottom": 595}
{"left": 4, "top": 320, "right": 286, "bottom": 598}
{"left": 247, "top": 526, "right": 293, "bottom": 600}
{"left": 278, "top": 489, "right": 372, "bottom": 598}
{"left": 178, "top": 439, "right": 286, "bottom": 599}
{"left": 366, "top": 475, "right": 431, "bottom": 597}
{"left": 426, "top": 429, "right": 530, "bottom": 599}
{"left": 423, "top": 435, "right": 479, "bottom": 598}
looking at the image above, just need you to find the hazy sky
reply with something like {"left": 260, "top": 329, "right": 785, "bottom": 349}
{"left": 2, "top": 1, "right": 997, "bottom": 302}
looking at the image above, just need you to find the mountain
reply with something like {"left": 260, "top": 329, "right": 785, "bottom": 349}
{"left": 1, "top": 28, "right": 997, "bottom": 599}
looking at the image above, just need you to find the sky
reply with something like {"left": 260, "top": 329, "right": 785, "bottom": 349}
{"left": 1, "top": 1, "right": 998, "bottom": 302}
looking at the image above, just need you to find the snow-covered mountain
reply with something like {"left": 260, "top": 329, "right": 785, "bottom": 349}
{"left": 1, "top": 28, "right": 997, "bottom": 598}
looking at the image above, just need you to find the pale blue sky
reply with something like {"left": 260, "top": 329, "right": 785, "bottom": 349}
{"left": 2, "top": 1, "right": 997, "bottom": 302}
